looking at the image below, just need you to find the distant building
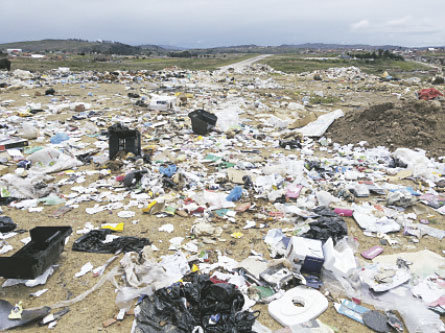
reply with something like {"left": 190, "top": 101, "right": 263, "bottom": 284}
{"left": 339, "top": 53, "right": 352, "bottom": 60}
{"left": 6, "top": 49, "right": 22, "bottom": 54}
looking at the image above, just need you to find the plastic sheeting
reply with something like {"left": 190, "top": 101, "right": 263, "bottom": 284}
{"left": 297, "top": 109, "right": 344, "bottom": 137}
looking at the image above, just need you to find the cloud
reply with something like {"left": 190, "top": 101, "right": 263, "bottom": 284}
{"left": 385, "top": 16, "right": 411, "bottom": 27}
{"left": 1, "top": 0, "right": 445, "bottom": 47}
{"left": 351, "top": 20, "right": 370, "bottom": 31}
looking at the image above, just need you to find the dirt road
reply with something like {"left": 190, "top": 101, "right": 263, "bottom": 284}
{"left": 219, "top": 54, "right": 271, "bottom": 70}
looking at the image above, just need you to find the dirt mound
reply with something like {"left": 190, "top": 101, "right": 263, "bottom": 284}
{"left": 327, "top": 99, "right": 445, "bottom": 157}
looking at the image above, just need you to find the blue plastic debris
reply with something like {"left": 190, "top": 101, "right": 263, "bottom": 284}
{"left": 17, "top": 160, "right": 31, "bottom": 169}
{"left": 226, "top": 186, "right": 243, "bottom": 202}
{"left": 50, "top": 133, "right": 70, "bottom": 144}
{"left": 159, "top": 165, "right": 177, "bottom": 178}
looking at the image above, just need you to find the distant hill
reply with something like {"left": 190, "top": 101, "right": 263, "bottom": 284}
{"left": 0, "top": 39, "right": 166, "bottom": 55}
{"left": 189, "top": 43, "right": 414, "bottom": 54}
{"left": 1, "top": 39, "right": 443, "bottom": 56}
{"left": 139, "top": 44, "right": 185, "bottom": 51}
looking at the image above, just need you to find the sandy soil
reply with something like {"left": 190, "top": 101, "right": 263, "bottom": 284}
{"left": 0, "top": 68, "right": 443, "bottom": 333}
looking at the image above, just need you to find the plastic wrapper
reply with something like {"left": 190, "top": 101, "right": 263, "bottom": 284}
{"left": 215, "top": 107, "right": 239, "bottom": 132}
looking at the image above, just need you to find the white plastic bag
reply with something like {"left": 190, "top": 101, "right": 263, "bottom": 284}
{"left": 20, "top": 123, "right": 39, "bottom": 140}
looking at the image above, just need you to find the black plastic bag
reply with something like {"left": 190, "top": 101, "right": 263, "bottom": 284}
{"left": 302, "top": 207, "right": 347, "bottom": 244}
{"left": 135, "top": 274, "right": 258, "bottom": 333}
{"left": 72, "top": 230, "right": 150, "bottom": 254}
{"left": 0, "top": 216, "right": 16, "bottom": 233}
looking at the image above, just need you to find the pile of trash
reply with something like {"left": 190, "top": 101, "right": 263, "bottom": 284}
{"left": 0, "top": 61, "right": 443, "bottom": 333}
{"left": 298, "top": 66, "right": 376, "bottom": 82}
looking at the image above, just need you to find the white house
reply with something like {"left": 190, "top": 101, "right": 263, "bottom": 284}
{"left": 6, "top": 49, "right": 22, "bottom": 54}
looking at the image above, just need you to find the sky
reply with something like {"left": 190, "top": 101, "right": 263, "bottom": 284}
{"left": 1, "top": 0, "right": 444, "bottom": 48}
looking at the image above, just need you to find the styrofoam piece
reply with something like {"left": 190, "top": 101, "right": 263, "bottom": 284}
{"left": 268, "top": 286, "right": 328, "bottom": 326}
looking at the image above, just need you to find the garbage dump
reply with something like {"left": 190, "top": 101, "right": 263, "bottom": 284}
{"left": 0, "top": 60, "right": 443, "bottom": 333}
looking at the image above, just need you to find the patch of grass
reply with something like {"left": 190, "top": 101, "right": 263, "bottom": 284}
{"left": 358, "top": 59, "right": 431, "bottom": 75}
{"left": 262, "top": 55, "right": 347, "bottom": 73}
{"left": 260, "top": 54, "right": 431, "bottom": 75}
{"left": 309, "top": 95, "right": 340, "bottom": 104}
{"left": 9, "top": 54, "right": 256, "bottom": 72}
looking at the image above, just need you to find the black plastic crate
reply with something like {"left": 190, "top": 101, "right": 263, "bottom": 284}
{"left": 108, "top": 123, "right": 141, "bottom": 160}
{"left": 0, "top": 226, "right": 72, "bottom": 279}
{"left": 188, "top": 110, "right": 218, "bottom": 135}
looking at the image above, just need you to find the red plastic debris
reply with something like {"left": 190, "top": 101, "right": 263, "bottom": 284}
{"left": 417, "top": 88, "right": 443, "bottom": 101}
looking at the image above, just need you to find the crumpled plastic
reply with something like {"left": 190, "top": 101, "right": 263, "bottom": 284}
{"left": 134, "top": 273, "right": 259, "bottom": 333}
{"left": 0, "top": 172, "right": 54, "bottom": 199}
{"left": 72, "top": 229, "right": 150, "bottom": 254}
{"left": 387, "top": 190, "right": 417, "bottom": 208}
{"left": 116, "top": 250, "right": 184, "bottom": 310}
{"left": 0, "top": 216, "right": 16, "bottom": 233}
{"left": 301, "top": 207, "right": 348, "bottom": 243}
{"left": 50, "top": 132, "right": 70, "bottom": 144}
{"left": 417, "top": 88, "right": 443, "bottom": 101}
{"left": 226, "top": 186, "right": 243, "bottom": 202}
{"left": 159, "top": 164, "right": 177, "bottom": 178}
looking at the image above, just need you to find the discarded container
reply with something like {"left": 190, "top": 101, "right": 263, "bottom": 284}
{"left": 334, "top": 208, "right": 354, "bottom": 217}
{"left": 108, "top": 123, "right": 141, "bottom": 160}
{"left": 268, "top": 286, "right": 328, "bottom": 327}
{"left": 188, "top": 110, "right": 217, "bottom": 135}
{"left": 361, "top": 246, "right": 383, "bottom": 260}
{"left": 286, "top": 236, "right": 325, "bottom": 273}
{"left": 0, "top": 226, "right": 72, "bottom": 279}
{"left": 260, "top": 263, "right": 301, "bottom": 290}
{"left": 0, "top": 136, "right": 29, "bottom": 151}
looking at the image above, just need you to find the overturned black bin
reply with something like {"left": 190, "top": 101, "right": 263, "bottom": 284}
{"left": 188, "top": 110, "right": 217, "bottom": 135}
{"left": 108, "top": 123, "right": 141, "bottom": 160}
{"left": 0, "top": 226, "right": 72, "bottom": 279}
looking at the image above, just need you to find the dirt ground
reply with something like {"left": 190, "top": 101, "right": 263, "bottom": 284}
{"left": 327, "top": 99, "right": 445, "bottom": 158}
{"left": 0, "top": 68, "right": 443, "bottom": 333}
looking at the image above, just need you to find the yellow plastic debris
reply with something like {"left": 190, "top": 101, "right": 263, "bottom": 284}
{"left": 231, "top": 232, "right": 243, "bottom": 239}
{"left": 8, "top": 301, "right": 23, "bottom": 320}
{"left": 101, "top": 222, "right": 124, "bottom": 232}
{"left": 142, "top": 200, "right": 157, "bottom": 213}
